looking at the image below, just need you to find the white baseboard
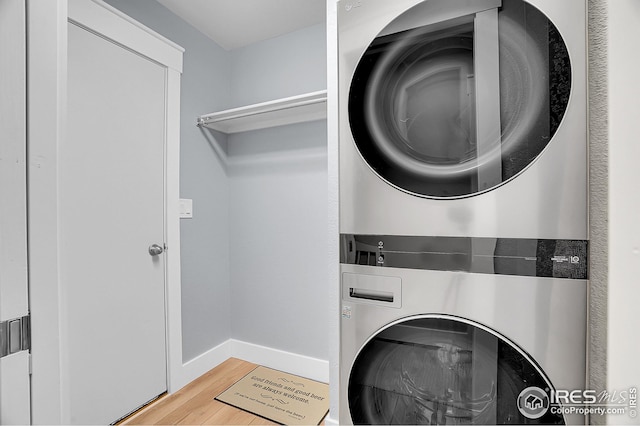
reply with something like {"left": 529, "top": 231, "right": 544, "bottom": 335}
{"left": 230, "top": 339, "right": 330, "bottom": 383}
{"left": 171, "top": 339, "right": 330, "bottom": 393}
{"left": 170, "top": 339, "right": 233, "bottom": 392}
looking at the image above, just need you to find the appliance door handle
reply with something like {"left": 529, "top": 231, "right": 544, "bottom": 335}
{"left": 349, "top": 288, "right": 394, "bottom": 303}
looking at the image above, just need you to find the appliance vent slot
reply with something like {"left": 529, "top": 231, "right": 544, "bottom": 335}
{"left": 356, "top": 251, "right": 377, "bottom": 266}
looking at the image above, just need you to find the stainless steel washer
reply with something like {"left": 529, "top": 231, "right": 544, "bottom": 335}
{"left": 339, "top": 235, "right": 587, "bottom": 425}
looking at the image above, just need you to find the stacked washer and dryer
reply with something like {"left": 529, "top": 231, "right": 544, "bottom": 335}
{"left": 337, "top": 0, "right": 588, "bottom": 424}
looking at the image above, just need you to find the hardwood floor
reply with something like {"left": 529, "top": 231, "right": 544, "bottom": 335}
{"left": 121, "top": 358, "right": 282, "bottom": 425}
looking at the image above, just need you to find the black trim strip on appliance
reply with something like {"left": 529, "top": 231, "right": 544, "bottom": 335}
{"left": 340, "top": 234, "right": 588, "bottom": 280}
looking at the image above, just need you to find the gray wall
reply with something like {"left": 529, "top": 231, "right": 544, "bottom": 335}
{"left": 103, "top": 0, "right": 233, "bottom": 362}
{"left": 227, "top": 24, "right": 329, "bottom": 360}
{"left": 602, "top": 1, "right": 640, "bottom": 425}
{"left": 228, "top": 122, "right": 328, "bottom": 359}
{"left": 229, "top": 23, "right": 327, "bottom": 106}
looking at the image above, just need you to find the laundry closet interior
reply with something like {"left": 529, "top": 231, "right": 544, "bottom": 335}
{"left": 7, "top": 0, "right": 640, "bottom": 425}
{"left": 102, "top": 0, "right": 331, "bottom": 381}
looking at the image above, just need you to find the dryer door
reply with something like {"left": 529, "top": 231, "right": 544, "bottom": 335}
{"left": 348, "top": 0, "right": 571, "bottom": 198}
{"left": 348, "top": 316, "right": 565, "bottom": 424}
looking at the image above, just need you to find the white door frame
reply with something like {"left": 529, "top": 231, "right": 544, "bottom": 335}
{"left": 0, "top": 0, "right": 30, "bottom": 423}
{"left": 27, "top": 0, "right": 185, "bottom": 422}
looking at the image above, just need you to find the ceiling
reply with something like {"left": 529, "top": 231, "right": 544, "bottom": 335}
{"left": 155, "top": 0, "right": 326, "bottom": 51}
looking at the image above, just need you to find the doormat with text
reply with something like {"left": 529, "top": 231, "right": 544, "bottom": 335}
{"left": 215, "top": 366, "right": 329, "bottom": 425}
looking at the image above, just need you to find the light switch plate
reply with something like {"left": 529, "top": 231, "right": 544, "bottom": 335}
{"left": 179, "top": 198, "right": 193, "bottom": 219}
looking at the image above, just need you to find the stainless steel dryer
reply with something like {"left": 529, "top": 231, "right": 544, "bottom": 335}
{"left": 339, "top": 235, "right": 588, "bottom": 425}
{"left": 338, "top": 0, "right": 587, "bottom": 240}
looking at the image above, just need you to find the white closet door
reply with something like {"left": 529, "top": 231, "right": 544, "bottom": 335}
{"left": 63, "top": 19, "right": 168, "bottom": 424}
{"left": 0, "top": 0, "right": 31, "bottom": 423}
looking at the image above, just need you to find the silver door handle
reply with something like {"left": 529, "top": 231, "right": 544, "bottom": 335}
{"left": 148, "top": 244, "right": 164, "bottom": 256}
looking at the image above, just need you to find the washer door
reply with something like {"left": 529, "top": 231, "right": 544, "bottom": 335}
{"left": 348, "top": 316, "right": 564, "bottom": 424}
{"left": 349, "top": 0, "right": 571, "bottom": 198}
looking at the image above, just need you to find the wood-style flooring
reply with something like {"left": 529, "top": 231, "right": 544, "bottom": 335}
{"left": 120, "top": 358, "right": 325, "bottom": 425}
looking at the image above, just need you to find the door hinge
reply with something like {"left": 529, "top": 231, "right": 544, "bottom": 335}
{"left": 0, "top": 315, "right": 30, "bottom": 359}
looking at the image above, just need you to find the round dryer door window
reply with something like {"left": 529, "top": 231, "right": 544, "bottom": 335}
{"left": 348, "top": 316, "right": 565, "bottom": 424}
{"left": 349, "top": 0, "right": 571, "bottom": 198}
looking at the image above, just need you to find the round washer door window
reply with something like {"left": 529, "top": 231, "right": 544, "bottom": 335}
{"left": 348, "top": 0, "right": 571, "bottom": 198}
{"left": 348, "top": 316, "right": 565, "bottom": 424}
